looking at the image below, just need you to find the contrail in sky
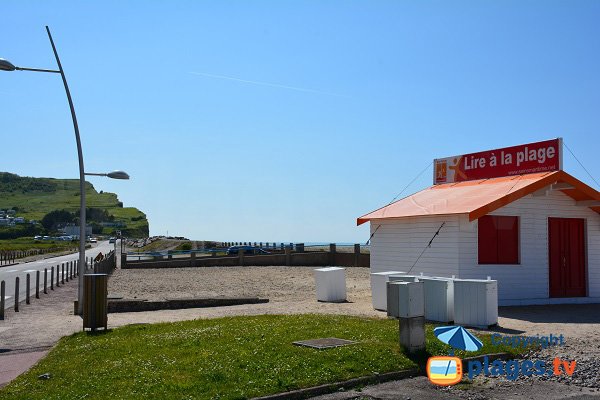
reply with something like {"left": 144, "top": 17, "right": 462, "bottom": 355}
{"left": 188, "top": 71, "right": 350, "bottom": 98}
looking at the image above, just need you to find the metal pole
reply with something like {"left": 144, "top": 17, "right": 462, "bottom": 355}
{"left": 14, "top": 277, "right": 19, "bottom": 312}
{"left": 26, "top": 274, "right": 30, "bottom": 304}
{"left": 36, "top": 270, "right": 40, "bottom": 299}
{"left": 45, "top": 26, "right": 86, "bottom": 316}
{"left": 0, "top": 281, "right": 4, "bottom": 320}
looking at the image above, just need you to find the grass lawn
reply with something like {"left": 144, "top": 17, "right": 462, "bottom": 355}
{"left": 0, "top": 314, "right": 528, "bottom": 400}
{"left": 0, "top": 238, "right": 76, "bottom": 252}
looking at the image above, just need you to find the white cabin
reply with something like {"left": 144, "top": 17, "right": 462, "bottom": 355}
{"left": 358, "top": 171, "right": 600, "bottom": 306}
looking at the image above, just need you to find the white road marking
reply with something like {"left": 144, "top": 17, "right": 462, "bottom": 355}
{"left": 5, "top": 270, "right": 17, "bottom": 273}
{"left": 24, "top": 269, "right": 37, "bottom": 273}
{"left": 2, "top": 296, "right": 12, "bottom": 300}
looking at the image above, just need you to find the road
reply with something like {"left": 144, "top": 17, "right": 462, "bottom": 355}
{"left": 0, "top": 240, "right": 117, "bottom": 310}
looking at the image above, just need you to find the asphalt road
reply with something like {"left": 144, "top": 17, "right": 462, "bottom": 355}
{"left": 0, "top": 240, "right": 117, "bottom": 310}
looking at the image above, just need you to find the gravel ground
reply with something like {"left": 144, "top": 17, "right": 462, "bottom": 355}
{"left": 108, "top": 265, "right": 600, "bottom": 398}
{"left": 108, "top": 266, "right": 379, "bottom": 317}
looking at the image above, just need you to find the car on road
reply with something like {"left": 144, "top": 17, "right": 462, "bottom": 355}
{"left": 226, "top": 246, "right": 270, "bottom": 255}
{"left": 109, "top": 237, "right": 116, "bottom": 244}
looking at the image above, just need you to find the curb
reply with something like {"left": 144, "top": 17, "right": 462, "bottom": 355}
{"left": 251, "top": 369, "right": 420, "bottom": 400}
{"left": 250, "top": 353, "right": 512, "bottom": 400}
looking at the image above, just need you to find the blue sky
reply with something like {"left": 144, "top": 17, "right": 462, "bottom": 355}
{"left": 1, "top": 1, "right": 599, "bottom": 242}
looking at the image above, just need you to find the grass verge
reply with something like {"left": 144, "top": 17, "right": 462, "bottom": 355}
{"left": 0, "top": 238, "right": 76, "bottom": 252}
{"left": 0, "top": 314, "right": 528, "bottom": 399}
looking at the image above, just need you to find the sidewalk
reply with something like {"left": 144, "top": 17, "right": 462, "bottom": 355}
{"left": 0, "top": 277, "right": 81, "bottom": 387}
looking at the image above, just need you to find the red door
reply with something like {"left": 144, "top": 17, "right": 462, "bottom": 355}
{"left": 548, "top": 218, "right": 586, "bottom": 297}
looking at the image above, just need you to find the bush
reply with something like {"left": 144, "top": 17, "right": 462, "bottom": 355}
{"left": 176, "top": 242, "right": 193, "bottom": 251}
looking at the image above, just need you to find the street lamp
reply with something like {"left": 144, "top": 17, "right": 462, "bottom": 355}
{"left": 86, "top": 171, "right": 130, "bottom": 180}
{"left": 0, "top": 26, "right": 129, "bottom": 318}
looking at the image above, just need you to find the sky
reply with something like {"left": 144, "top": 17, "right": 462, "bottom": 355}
{"left": 1, "top": 1, "right": 600, "bottom": 243}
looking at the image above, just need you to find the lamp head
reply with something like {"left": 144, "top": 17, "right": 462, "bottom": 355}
{"left": 0, "top": 59, "right": 17, "bottom": 72}
{"left": 107, "top": 170, "right": 130, "bottom": 180}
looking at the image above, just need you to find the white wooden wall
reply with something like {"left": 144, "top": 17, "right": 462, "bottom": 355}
{"left": 369, "top": 214, "right": 462, "bottom": 277}
{"left": 458, "top": 190, "right": 600, "bottom": 303}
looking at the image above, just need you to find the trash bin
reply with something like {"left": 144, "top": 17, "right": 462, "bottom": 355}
{"left": 83, "top": 274, "right": 108, "bottom": 331}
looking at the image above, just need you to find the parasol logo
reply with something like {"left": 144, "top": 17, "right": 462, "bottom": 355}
{"left": 427, "top": 326, "right": 483, "bottom": 386}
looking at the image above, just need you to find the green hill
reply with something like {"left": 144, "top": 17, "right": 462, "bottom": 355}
{"left": 0, "top": 172, "right": 149, "bottom": 238}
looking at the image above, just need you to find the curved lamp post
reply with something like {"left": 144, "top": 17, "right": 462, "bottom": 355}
{"left": 0, "top": 26, "right": 129, "bottom": 318}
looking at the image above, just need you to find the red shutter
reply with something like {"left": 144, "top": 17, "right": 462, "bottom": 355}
{"left": 497, "top": 216, "right": 519, "bottom": 264}
{"left": 478, "top": 216, "right": 498, "bottom": 264}
{"left": 478, "top": 215, "right": 519, "bottom": 264}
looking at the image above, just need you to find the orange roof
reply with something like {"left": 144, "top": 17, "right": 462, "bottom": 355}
{"left": 357, "top": 171, "right": 600, "bottom": 225}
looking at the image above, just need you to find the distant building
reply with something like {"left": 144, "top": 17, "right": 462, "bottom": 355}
{"left": 61, "top": 225, "right": 93, "bottom": 237}
{"left": 100, "top": 221, "right": 125, "bottom": 227}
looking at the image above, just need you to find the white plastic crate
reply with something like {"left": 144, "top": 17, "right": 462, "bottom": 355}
{"left": 453, "top": 278, "right": 498, "bottom": 327}
{"left": 419, "top": 277, "right": 454, "bottom": 323}
{"left": 370, "top": 271, "right": 405, "bottom": 310}
{"left": 313, "top": 267, "right": 346, "bottom": 302}
{"left": 386, "top": 280, "right": 424, "bottom": 318}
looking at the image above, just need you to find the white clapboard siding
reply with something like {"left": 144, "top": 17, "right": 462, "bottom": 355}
{"left": 458, "top": 190, "right": 600, "bottom": 304}
{"left": 369, "top": 215, "right": 461, "bottom": 277}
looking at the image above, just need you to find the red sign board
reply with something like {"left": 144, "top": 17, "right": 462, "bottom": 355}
{"left": 434, "top": 138, "right": 562, "bottom": 184}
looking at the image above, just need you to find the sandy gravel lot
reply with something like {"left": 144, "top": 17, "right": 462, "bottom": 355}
{"left": 109, "top": 266, "right": 381, "bottom": 318}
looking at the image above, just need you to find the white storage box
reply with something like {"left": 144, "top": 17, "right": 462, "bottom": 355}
{"left": 370, "top": 271, "right": 405, "bottom": 311}
{"left": 419, "top": 277, "right": 454, "bottom": 323}
{"left": 453, "top": 279, "right": 498, "bottom": 327}
{"left": 389, "top": 274, "right": 423, "bottom": 283}
{"left": 386, "top": 281, "right": 424, "bottom": 318}
{"left": 314, "top": 267, "right": 346, "bottom": 302}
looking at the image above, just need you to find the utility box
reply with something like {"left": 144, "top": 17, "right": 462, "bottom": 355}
{"left": 83, "top": 274, "right": 108, "bottom": 331}
{"left": 398, "top": 316, "right": 426, "bottom": 353}
{"left": 370, "top": 271, "right": 405, "bottom": 311}
{"left": 453, "top": 278, "right": 498, "bottom": 328}
{"left": 314, "top": 267, "right": 346, "bottom": 302}
{"left": 419, "top": 277, "right": 454, "bottom": 323}
{"left": 387, "top": 281, "right": 424, "bottom": 318}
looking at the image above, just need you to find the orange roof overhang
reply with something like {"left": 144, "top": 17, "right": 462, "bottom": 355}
{"left": 357, "top": 171, "right": 600, "bottom": 226}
